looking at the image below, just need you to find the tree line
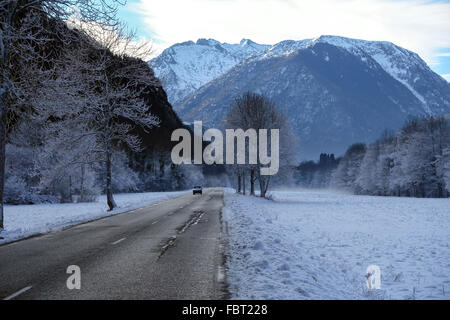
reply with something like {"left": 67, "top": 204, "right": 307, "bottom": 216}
{"left": 295, "top": 116, "right": 450, "bottom": 198}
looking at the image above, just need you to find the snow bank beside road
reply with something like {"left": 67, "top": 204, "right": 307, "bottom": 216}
{"left": 223, "top": 190, "right": 450, "bottom": 300}
{"left": 0, "top": 191, "right": 187, "bottom": 244}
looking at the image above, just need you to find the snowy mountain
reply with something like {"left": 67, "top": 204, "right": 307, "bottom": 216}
{"left": 150, "top": 36, "right": 450, "bottom": 159}
{"left": 149, "top": 38, "right": 270, "bottom": 104}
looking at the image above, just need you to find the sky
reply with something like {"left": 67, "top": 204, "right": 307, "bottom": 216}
{"left": 117, "top": 0, "right": 450, "bottom": 81}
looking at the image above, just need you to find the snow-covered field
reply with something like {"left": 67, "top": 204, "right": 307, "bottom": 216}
{"left": 223, "top": 189, "right": 450, "bottom": 300}
{"left": 0, "top": 191, "right": 187, "bottom": 244}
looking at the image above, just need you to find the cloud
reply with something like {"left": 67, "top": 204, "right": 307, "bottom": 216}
{"left": 67, "top": 19, "right": 155, "bottom": 60}
{"left": 441, "top": 74, "right": 450, "bottom": 82}
{"left": 130, "top": 0, "right": 450, "bottom": 66}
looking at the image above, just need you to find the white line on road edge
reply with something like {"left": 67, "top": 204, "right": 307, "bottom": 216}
{"left": 111, "top": 237, "right": 126, "bottom": 245}
{"left": 3, "top": 286, "right": 32, "bottom": 300}
{"left": 152, "top": 220, "right": 159, "bottom": 225}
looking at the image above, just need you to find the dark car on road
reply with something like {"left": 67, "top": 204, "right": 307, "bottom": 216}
{"left": 193, "top": 186, "right": 202, "bottom": 195}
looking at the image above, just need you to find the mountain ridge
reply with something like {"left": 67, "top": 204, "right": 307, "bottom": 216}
{"left": 150, "top": 35, "right": 450, "bottom": 159}
{"left": 150, "top": 35, "right": 449, "bottom": 107}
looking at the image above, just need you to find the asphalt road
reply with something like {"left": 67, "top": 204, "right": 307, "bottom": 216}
{"left": 0, "top": 188, "right": 227, "bottom": 300}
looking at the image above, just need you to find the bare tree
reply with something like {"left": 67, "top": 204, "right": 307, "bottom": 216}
{"left": 224, "top": 93, "right": 257, "bottom": 195}
{"left": 224, "top": 92, "right": 296, "bottom": 198}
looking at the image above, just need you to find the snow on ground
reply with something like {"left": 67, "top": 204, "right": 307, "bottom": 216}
{"left": 223, "top": 189, "right": 450, "bottom": 300}
{"left": 0, "top": 191, "right": 187, "bottom": 244}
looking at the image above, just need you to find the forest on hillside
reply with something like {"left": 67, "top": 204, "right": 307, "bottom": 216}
{"left": 0, "top": 1, "right": 204, "bottom": 210}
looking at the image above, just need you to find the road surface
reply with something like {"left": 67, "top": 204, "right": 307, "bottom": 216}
{"left": 0, "top": 188, "right": 226, "bottom": 300}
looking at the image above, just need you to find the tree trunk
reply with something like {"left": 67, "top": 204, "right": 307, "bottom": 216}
{"left": 69, "top": 175, "right": 72, "bottom": 203}
{"left": 0, "top": 113, "right": 5, "bottom": 229}
{"left": 250, "top": 169, "right": 255, "bottom": 196}
{"left": 264, "top": 178, "right": 271, "bottom": 197}
{"left": 0, "top": 4, "right": 14, "bottom": 232}
{"left": 80, "top": 164, "right": 85, "bottom": 202}
{"left": 259, "top": 179, "right": 266, "bottom": 198}
{"left": 106, "top": 151, "right": 116, "bottom": 211}
{"left": 237, "top": 174, "right": 241, "bottom": 193}
{"left": 259, "top": 176, "right": 271, "bottom": 198}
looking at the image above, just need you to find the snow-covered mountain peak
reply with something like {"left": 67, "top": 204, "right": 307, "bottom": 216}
{"left": 239, "top": 38, "right": 252, "bottom": 45}
{"left": 239, "top": 38, "right": 263, "bottom": 47}
{"left": 150, "top": 35, "right": 449, "bottom": 114}
{"left": 305, "top": 35, "right": 439, "bottom": 113}
{"left": 149, "top": 38, "right": 269, "bottom": 103}
{"left": 195, "top": 38, "right": 221, "bottom": 46}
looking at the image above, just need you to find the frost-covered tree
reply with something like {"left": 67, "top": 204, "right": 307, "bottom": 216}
{"left": 330, "top": 143, "right": 366, "bottom": 191}
{"left": 82, "top": 25, "right": 158, "bottom": 210}
{"left": 355, "top": 142, "right": 380, "bottom": 193}
{"left": 0, "top": 0, "right": 123, "bottom": 228}
{"left": 329, "top": 116, "right": 449, "bottom": 198}
{"left": 35, "top": 23, "right": 159, "bottom": 210}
